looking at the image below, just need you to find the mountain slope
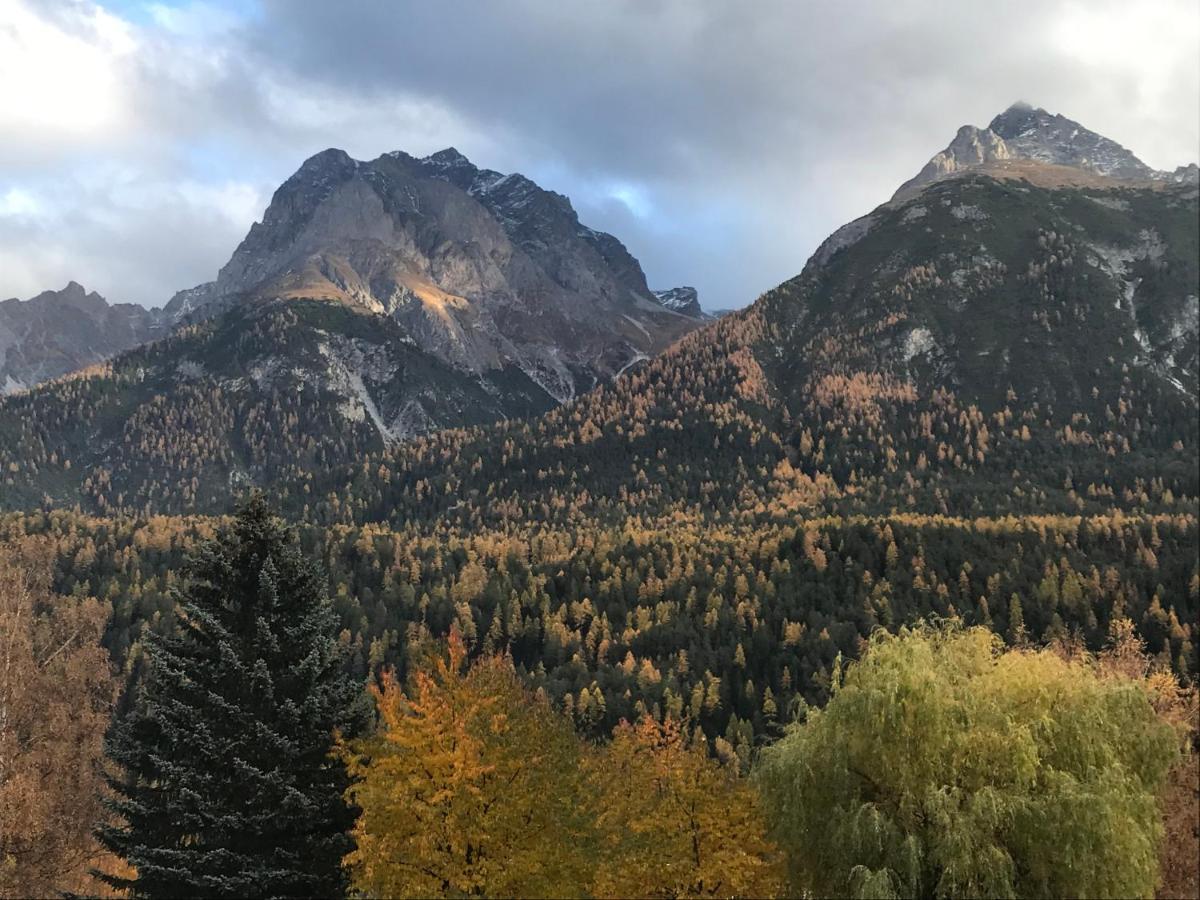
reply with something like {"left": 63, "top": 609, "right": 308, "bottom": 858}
{"left": 306, "top": 114, "right": 1198, "bottom": 530}
{"left": 0, "top": 282, "right": 164, "bottom": 394}
{"left": 0, "top": 298, "right": 560, "bottom": 513}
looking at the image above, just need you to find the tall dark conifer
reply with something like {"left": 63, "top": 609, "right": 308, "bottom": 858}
{"left": 98, "top": 494, "right": 365, "bottom": 898}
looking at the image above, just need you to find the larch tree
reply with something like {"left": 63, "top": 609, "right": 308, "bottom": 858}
{"left": 344, "top": 627, "right": 593, "bottom": 898}
{"left": 755, "top": 623, "right": 1181, "bottom": 899}
{"left": 0, "top": 540, "right": 114, "bottom": 898}
{"left": 97, "top": 493, "right": 366, "bottom": 898}
{"left": 589, "top": 716, "right": 784, "bottom": 899}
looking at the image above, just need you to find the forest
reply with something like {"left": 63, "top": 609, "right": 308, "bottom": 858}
{"left": 1, "top": 498, "right": 1197, "bottom": 898}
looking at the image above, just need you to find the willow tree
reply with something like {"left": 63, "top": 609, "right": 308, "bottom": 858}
{"left": 755, "top": 623, "right": 1180, "bottom": 899}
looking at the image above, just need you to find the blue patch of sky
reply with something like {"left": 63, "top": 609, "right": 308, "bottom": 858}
{"left": 96, "top": 0, "right": 261, "bottom": 28}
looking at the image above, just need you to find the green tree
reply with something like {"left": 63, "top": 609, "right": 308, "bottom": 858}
{"left": 98, "top": 494, "right": 365, "bottom": 898}
{"left": 755, "top": 623, "right": 1179, "bottom": 899}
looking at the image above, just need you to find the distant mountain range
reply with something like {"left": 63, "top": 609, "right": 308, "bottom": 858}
{"left": 0, "top": 103, "right": 1195, "bottom": 523}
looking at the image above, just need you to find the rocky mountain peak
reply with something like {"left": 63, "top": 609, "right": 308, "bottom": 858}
{"left": 299, "top": 147, "right": 357, "bottom": 173}
{"left": 1, "top": 282, "right": 165, "bottom": 394}
{"left": 986, "top": 103, "right": 1152, "bottom": 179}
{"left": 894, "top": 102, "right": 1194, "bottom": 199}
{"left": 160, "top": 143, "right": 706, "bottom": 414}
{"left": 424, "top": 146, "right": 472, "bottom": 167}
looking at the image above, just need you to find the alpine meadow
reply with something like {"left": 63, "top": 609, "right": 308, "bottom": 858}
{"left": 0, "top": 2, "right": 1198, "bottom": 898}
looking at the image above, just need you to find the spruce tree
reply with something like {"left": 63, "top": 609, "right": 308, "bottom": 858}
{"left": 98, "top": 494, "right": 365, "bottom": 898}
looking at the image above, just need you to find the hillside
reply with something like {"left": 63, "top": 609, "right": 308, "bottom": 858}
{"left": 301, "top": 172, "right": 1198, "bottom": 531}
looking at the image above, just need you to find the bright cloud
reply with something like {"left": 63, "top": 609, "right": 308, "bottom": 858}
{"left": 0, "top": 0, "right": 135, "bottom": 147}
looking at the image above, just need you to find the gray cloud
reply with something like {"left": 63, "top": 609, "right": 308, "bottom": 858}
{"left": 1, "top": 0, "right": 1197, "bottom": 309}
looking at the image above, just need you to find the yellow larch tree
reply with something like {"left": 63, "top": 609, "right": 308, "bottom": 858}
{"left": 343, "top": 627, "right": 592, "bottom": 898}
{"left": 589, "top": 716, "right": 784, "bottom": 899}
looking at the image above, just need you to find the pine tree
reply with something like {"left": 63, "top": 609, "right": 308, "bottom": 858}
{"left": 97, "top": 494, "right": 365, "bottom": 898}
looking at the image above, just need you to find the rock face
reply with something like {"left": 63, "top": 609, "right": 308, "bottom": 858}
{"left": 0, "top": 282, "right": 164, "bottom": 393}
{"left": 652, "top": 286, "right": 706, "bottom": 317}
{"left": 164, "top": 146, "right": 705, "bottom": 403}
{"left": 895, "top": 102, "right": 1199, "bottom": 199}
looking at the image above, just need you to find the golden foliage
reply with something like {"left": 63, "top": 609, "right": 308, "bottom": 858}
{"left": 0, "top": 540, "right": 116, "bottom": 898}
{"left": 589, "top": 716, "right": 784, "bottom": 899}
{"left": 344, "top": 628, "right": 592, "bottom": 898}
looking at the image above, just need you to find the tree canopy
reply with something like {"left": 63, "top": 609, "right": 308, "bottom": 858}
{"left": 755, "top": 623, "right": 1183, "bottom": 899}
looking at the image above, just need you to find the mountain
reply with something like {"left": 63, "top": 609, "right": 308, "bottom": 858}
{"left": 0, "top": 146, "right": 710, "bottom": 509}
{"left": 299, "top": 104, "right": 1196, "bottom": 530}
{"left": 2, "top": 103, "right": 1197, "bottom": 765}
{"left": 163, "top": 146, "right": 705, "bottom": 403}
{"left": 0, "top": 105, "right": 1196, "bottom": 523}
{"left": 895, "top": 102, "right": 1200, "bottom": 199}
{"left": 0, "top": 282, "right": 165, "bottom": 395}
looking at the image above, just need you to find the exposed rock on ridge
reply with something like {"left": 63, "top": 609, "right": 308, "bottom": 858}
{"left": 895, "top": 102, "right": 1199, "bottom": 199}
{"left": 163, "top": 146, "right": 706, "bottom": 403}
{"left": 652, "top": 286, "right": 706, "bottom": 317}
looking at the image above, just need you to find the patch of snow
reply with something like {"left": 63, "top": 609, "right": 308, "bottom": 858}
{"left": 1162, "top": 373, "right": 1189, "bottom": 395}
{"left": 2, "top": 374, "right": 26, "bottom": 395}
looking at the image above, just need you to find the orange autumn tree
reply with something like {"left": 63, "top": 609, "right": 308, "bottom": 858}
{"left": 589, "top": 716, "right": 785, "bottom": 899}
{"left": 0, "top": 540, "right": 115, "bottom": 898}
{"left": 343, "top": 627, "right": 592, "bottom": 898}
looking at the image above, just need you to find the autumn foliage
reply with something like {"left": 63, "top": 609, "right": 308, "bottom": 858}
{"left": 345, "top": 628, "right": 783, "bottom": 899}
{"left": 345, "top": 628, "right": 591, "bottom": 898}
{"left": 0, "top": 540, "right": 114, "bottom": 897}
{"left": 589, "top": 716, "right": 784, "bottom": 898}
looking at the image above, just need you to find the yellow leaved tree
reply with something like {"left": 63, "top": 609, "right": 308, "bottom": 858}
{"left": 343, "top": 627, "right": 593, "bottom": 898}
{"left": 588, "top": 716, "right": 785, "bottom": 899}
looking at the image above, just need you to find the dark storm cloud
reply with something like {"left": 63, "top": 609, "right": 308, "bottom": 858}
{"left": 1, "top": 0, "right": 1196, "bottom": 308}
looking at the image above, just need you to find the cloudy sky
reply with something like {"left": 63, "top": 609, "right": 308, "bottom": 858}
{"left": 2, "top": 0, "right": 1198, "bottom": 311}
